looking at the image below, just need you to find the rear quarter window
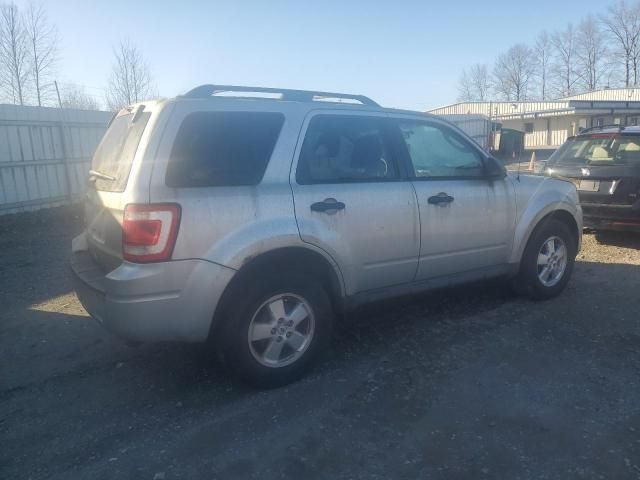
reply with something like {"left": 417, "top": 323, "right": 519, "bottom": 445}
{"left": 166, "top": 111, "right": 285, "bottom": 187}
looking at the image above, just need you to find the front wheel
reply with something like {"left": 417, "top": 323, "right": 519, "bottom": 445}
{"left": 513, "top": 218, "right": 577, "bottom": 300}
{"left": 218, "top": 274, "right": 333, "bottom": 388}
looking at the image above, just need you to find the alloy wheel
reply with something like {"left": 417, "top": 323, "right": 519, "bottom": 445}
{"left": 247, "top": 293, "right": 315, "bottom": 368}
{"left": 537, "top": 236, "right": 568, "bottom": 287}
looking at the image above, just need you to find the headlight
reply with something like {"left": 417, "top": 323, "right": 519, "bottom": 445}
{"left": 534, "top": 161, "right": 548, "bottom": 174}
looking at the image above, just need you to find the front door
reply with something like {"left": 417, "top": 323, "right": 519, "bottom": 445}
{"left": 392, "top": 117, "right": 515, "bottom": 280}
{"left": 291, "top": 112, "right": 420, "bottom": 294}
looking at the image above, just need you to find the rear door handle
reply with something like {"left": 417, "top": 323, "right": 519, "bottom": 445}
{"left": 428, "top": 192, "right": 454, "bottom": 206}
{"left": 310, "top": 198, "right": 345, "bottom": 213}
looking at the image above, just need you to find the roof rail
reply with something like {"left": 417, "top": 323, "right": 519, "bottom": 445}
{"left": 580, "top": 124, "right": 625, "bottom": 134}
{"left": 182, "top": 84, "right": 380, "bottom": 107}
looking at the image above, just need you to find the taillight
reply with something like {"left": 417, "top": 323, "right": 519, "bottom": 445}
{"left": 123, "top": 204, "right": 181, "bottom": 262}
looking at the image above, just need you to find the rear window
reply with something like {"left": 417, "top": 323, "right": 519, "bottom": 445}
{"left": 91, "top": 111, "right": 151, "bottom": 192}
{"left": 549, "top": 134, "right": 640, "bottom": 166}
{"left": 166, "top": 111, "right": 284, "bottom": 187}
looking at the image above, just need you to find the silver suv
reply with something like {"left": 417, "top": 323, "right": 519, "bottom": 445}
{"left": 71, "top": 85, "right": 582, "bottom": 387}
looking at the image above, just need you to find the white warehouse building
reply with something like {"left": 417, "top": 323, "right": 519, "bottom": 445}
{"left": 429, "top": 88, "right": 640, "bottom": 151}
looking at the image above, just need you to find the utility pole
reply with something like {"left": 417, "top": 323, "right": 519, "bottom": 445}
{"left": 488, "top": 102, "right": 493, "bottom": 151}
{"left": 52, "top": 80, "right": 72, "bottom": 201}
{"left": 54, "top": 80, "right": 62, "bottom": 108}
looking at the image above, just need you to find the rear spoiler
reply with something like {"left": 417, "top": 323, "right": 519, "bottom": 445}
{"left": 579, "top": 124, "right": 625, "bottom": 134}
{"left": 106, "top": 104, "right": 146, "bottom": 129}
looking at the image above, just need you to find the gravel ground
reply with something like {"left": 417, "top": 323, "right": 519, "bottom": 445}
{"left": 1, "top": 205, "right": 640, "bottom": 479}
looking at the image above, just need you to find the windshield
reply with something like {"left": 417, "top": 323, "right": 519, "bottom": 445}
{"left": 91, "top": 110, "right": 151, "bottom": 192}
{"left": 548, "top": 134, "right": 640, "bottom": 167}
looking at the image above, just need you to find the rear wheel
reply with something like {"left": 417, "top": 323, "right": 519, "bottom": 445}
{"left": 513, "top": 218, "right": 576, "bottom": 300}
{"left": 218, "top": 273, "right": 332, "bottom": 388}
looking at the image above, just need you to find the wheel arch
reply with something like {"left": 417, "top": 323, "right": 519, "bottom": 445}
{"left": 545, "top": 209, "right": 580, "bottom": 250}
{"left": 209, "top": 246, "right": 345, "bottom": 339}
{"left": 513, "top": 206, "right": 581, "bottom": 264}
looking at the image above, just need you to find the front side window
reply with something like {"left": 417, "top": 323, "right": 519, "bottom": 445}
{"left": 166, "top": 111, "right": 284, "bottom": 187}
{"left": 296, "top": 115, "right": 399, "bottom": 184}
{"left": 396, "top": 121, "right": 484, "bottom": 178}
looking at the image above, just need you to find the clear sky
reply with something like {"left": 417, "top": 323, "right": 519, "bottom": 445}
{"left": 16, "top": 0, "right": 607, "bottom": 110}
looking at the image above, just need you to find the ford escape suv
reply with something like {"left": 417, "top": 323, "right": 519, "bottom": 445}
{"left": 71, "top": 85, "right": 582, "bottom": 387}
{"left": 542, "top": 125, "right": 640, "bottom": 231}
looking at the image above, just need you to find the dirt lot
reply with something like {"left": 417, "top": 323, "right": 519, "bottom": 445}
{"left": 2, "top": 206, "right": 640, "bottom": 480}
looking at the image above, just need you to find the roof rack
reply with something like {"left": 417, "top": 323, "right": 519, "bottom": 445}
{"left": 182, "top": 84, "right": 380, "bottom": 107}
{"left": 579, "top": 124, "right": 625, "bottom": 134}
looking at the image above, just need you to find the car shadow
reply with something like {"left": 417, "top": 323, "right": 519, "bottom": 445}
{"left": 1, "top": 277, "right": 517, "bottom": 396}
{"left": 0, "top": 259, "right": 601, "bottom": 396}
{"left": 592, "top": 229, "right": 640, "bottom": 249}
{"left": 337, "top": 277, "right": 515, "bottom": 338}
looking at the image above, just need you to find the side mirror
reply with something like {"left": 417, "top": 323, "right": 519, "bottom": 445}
{"left": 484, "top": 156, "right": 506, "bottom": 179}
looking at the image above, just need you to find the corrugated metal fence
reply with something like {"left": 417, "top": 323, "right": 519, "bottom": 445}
{"left": 0, "top": 105, "right": 112, "bottom": 215}
{"left": 437, "top": 114, "right": 492, "bottom": 149}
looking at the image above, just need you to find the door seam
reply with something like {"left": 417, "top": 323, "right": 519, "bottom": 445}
{"left": 409, "top": 180, "right": 422, "bottom": 281}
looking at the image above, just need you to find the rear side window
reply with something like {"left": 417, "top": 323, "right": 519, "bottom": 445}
{"left": 296, "top": 115, "right": 399, "bottom": 184}
{"left": 166, "top": 111, "right": 284, "bottom": 187}
{"left": 91, "top": 111, "right": 151, "bottom": 192}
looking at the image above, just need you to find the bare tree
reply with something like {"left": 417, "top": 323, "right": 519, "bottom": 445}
{"left": 25, "top": 2, "right": 57, "bottom": 106}
{"left": 60, "top": 84, "right": 100, "bottom": 110}
{"left": 106, "top": 40, "right": 154, "bottom": 110}
{"left": 0, "top": 2, "right": 29, "bottom": 105}
{"left": 576, "top": 16, "right": 608, "bottom": 91}
{"left": 602, "top": 0, "right": 640, "bottom": 87}
{"left": 492, "top": 44, "right": 535, "bottom": 101}
{"left": 470, "top": 64, "right": 490, "bottom": 101}
{"left": 457, "top": 69, "right": 473, "bottom": 101}
{"left": 534, "top": 31, "right": 552, "bottom": 100}
{"left": 551, "top": 24, "right": 580, "bottom": 97}
{"left": 457, "top": 64, "right": 490, "bottom": 101}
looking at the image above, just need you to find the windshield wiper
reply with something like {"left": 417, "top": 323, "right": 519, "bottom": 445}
{"left": 88, "top": 169, "right": 116, "bottom": 182}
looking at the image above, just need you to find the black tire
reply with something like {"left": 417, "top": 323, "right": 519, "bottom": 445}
{"left": 513, "top": 218, "right": 577, "bottom": 300}
{"left": 217, "top": 273, "right": 333, "bottom": 388}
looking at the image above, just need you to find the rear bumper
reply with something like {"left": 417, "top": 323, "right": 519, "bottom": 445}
{"left": 581, "top": 203, "right": 640, "bottom": 232}
{"left": 70, "top": 233, "right": 235, "bottom": 342}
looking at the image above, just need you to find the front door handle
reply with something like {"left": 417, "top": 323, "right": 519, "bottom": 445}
{"left": 310, "top": 198, "right": 345, "bottom": 213}
{"left": 428, "top": 192, "right": 454, "bottom": 206}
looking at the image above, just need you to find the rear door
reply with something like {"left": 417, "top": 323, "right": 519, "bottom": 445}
{"left": 291, "top": 112, "right": 420, "bottom": 294}
{"left": 390, "top": 116, "right": 515, "bottom": 280}
{"left": 84, "top": 106, "right": 153, "bottom": 272}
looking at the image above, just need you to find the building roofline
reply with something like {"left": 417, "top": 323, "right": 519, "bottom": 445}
{"left": 558, "top": 87, "right": 640, "bottom": 100}
{"left": 430, "top": 88, "right": 640, "bottom": 112}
